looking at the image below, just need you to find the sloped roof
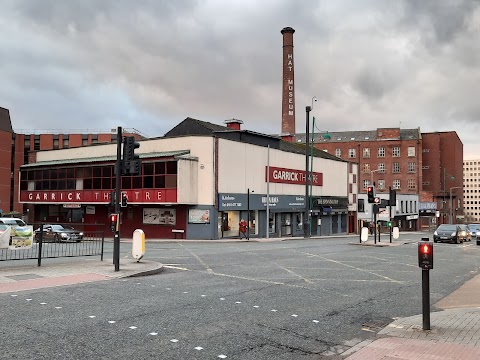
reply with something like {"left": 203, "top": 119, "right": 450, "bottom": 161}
{"left": 164, "top": 117, "right": 229, "bottom": 137}
{"left": 294, "top": 128, "right": 421, "bottom": 143}
{"left": 21, "top": 150, "right": 190, "bottom": 168}
{"left": 279, "top": 140, "right": 346, "bottom": 161}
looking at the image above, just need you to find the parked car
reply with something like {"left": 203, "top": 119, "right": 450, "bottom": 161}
{"left": 0, "top": 217, "right": 27, "bottom": 227}
{"left": 34, "top": 224, "right": 83, "bottom": 243}
{"left": 468, "top": 224, "right": 480, "bottom": 238}
{"left": 433, "top": 224, "right": 467, "bottom": 244}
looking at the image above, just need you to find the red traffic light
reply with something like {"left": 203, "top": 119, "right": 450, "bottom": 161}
{"left": 418, "top": 241, "right": 433, "bottom": 269}
{"left": 110, "top": 214, "right": 117, "bottom": 222}
{"left": 422, "top": 244, "right": 430, "bottom": 254}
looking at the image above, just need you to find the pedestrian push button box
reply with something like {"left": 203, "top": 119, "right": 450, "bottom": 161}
{"left": 418, "top": 240, "right": 433, "bottom": 270}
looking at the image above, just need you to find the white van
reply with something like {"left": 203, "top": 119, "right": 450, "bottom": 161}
{"left": 0, "top": 218, "right": 27, "bottom": 227}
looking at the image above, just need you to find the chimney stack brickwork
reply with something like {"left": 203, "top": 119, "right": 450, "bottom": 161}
{"left": 281, "top": 27, "right": 296, "bottom": 136}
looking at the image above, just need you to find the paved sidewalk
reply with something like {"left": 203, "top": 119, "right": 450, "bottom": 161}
{"left": 0, "top": 258, "right": 163, "bottom": 294}
{"left": 343, "top": 274, "right": 480, "bottom": 359}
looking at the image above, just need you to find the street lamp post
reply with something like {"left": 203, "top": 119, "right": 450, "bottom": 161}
{"left": 247, "top": 188, "right": 250, "bottom": 240}
{"left": 304, "top": 105, "right": 312, "bottom": 238}
{"left": 449, "top": 186, "right": 462, "bottom": 224}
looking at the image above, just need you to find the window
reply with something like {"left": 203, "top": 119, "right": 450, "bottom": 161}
{"left": 392, "top": 147, "right": 400, "bottom": 157}
{"left": 358, "top": 199, "right": 365, "bottom": 212}
{"left": 378, "top": 147, "right": 385, "bottom": 158}
{"left": 392, "top": 162, "right": 400, "bottom": 173}
{"left": 393, "top": 180, "right": 400, "bottom": 189}
{"left": 363, "top": 179, "right": 370, "bottom": 189}
{"left": 408, "top": 179, "right": 416, "bottom": 189}
{"left": 408, "top": 162, "right": 416, "bottom": 173}
{"left": 335, "top": 148, "right": 341, "bottom": 157}
{"left": 349, "top": 148, "right": 356, "bottom": 158}
{"left": 363, "top": 148, "right": 370, "bottom": 158}
{"left": 377, "top": 180, "right": 385, "bottom": 190}
{"left": 408, "top": 147, "right": 415, "bottom": 157}
{"left": 378, "top": 163, "right": 385, "bottom": 173}
{"left": 363, "top": 164, "right": 370, "bottom": 173}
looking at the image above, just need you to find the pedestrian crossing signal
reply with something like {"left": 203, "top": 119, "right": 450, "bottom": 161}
{"left": 418, "top": 240, "right": 433, "bottom": 269}
{"left": 110, "top": 213, "right": 119, "bottom": 233}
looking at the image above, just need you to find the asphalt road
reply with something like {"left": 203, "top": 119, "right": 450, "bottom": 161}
{"left": 2, "top": 234, "right": 480, "bottom": 359}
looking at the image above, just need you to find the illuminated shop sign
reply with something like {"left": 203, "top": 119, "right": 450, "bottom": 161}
{"left": 19, "top": 189, "right": 177, "bottom": 204}
{"left": 266, "top": 166, "right": 322, "bottom": 186}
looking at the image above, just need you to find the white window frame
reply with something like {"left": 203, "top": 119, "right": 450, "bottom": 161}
{"left": 378, "top": 147, "right": 385, "bottom": 158}
{"left": 393, "top": 162, "right": 400, "bottom": 173}
{"left": 363, "top": 179, "right": 370, "bottom": 189}
{"left": 392, "top": 147, "right": 400, "bottom": 157}
{"left": 408, "top": 179, "right": 416, "bottom": 189}
{"left": 363, "top": 148, "right": 370, "bottom": 158}
{"left": 393, "top": 180, "right": 401, "bottom": 189}
{"left": 408, "top": 146, "right": 415, "bottom": 157}
{"left": 349, "top": 148, "right": 356, "bottom": 158}
{"left": 335, "top": 148, "right": 341, "bottom": 157}
{"left": 377, "top": 180, "right": 385, "bottom": 190}
{"left": 378, "top": 163, "right": 385, "bottom": 173}
{"left": 408, "top": 162, "right": 416, "bottom": 173}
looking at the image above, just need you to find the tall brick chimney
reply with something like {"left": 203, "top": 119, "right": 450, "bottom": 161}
{"left": 281, "top": 27, "right": 295, "bottom": 136}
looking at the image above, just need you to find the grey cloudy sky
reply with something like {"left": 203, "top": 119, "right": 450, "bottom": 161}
{"left": 1, "top": 0, "right": 479, "bottom": 158}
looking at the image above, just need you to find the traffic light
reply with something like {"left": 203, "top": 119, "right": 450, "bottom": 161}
{"left": 367, "top": 186, "right": 376, "bottom": 203}
{"left": 110, "top": 213, "right": 119, "bottom": 233}
{"left": 121, "top": 193, "right": 128, "bottom": 208}
{"left": 387, "top": 220, "right": 392, "bottom": 227}
{"left": 122, "top": 136, "right": 141, "bottom": 175}
{"left": 389, "top": 188, "right": 397, "bottom": 206}
{"left": 109, "top": 191, "right": 116, "bottom": 207}
{"left": 418, "top": 241, "right": 433, "bottom": 269}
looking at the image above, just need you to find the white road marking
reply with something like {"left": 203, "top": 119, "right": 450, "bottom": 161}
{"left": 362, "top": 328, "right": 375, "bottom": 332}
{"left": 291, "top": 314, "right": 298, "bottom": 317}
{"left": 129, "top": 326, "right": 137, "bottom": 329}
{"left": 235, "top": 301, "right": 242, "bottom": 304}
{"left": 218, "top": 355, "right": 227, "bottom": 359}
{"left": 108, "top": 321, "right": 116, "bottom": 324}
{"left": 89, "top": 316, "right": 96, "bottom": 318}
{"left": 26, "top": 299, "right": 32, "bottom": 301}
{"left": 164, "top": 265, "right": 190, "bottom": 271}
{"left": 313, "top": 320, "right": 319, "bottom": 323}
{"left": 220, "top": 298, "right": 225, "bottom": 300}
{"left": 170, "top": 339, "right": 179, "bottom": 343}
{"left": 40, "top": 302, "right": 47, "bottom": 305}
{"left": 271, "top": 309, "right": 277, "bottom": 312}
{"left": 300, "top": 251, "right": 403, "bottom": 284}
{"left": 55, "top": 307, "right": 62, "bottom": 309}
{"left": 150, "top": 332, "right": 158, "bottom": 335}
{"left": 10, "top": 295, "right": 17, "bottom": 297}
{"left": 194, "top": 347, "right": 203, "bottom": 350}
{"left": 253, "top": 305, "right": 259, "bottom": 308}
{"left": 166, "top": 288, "right": 172, "bottom": 290}
{"left": 179, "top": 244, "right": 214, "bottom": 273}
{"left": 183, "top": 291, "right": 188, "bottom": 294}
{"left": 201, "top": 294, "right": 207, "bottom": 297}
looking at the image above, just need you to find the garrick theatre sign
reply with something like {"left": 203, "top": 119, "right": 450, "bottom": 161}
{"left": 19, "top": 189, "right": 177, "bottom": 204}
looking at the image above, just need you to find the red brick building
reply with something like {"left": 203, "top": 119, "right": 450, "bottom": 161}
{"left": 295, "top": 127, "right": 463, "bottom": 230}
{"left": 0, "top": 106, "right": 144, "bottom": 218}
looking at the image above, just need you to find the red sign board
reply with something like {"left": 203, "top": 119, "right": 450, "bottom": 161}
{"left": 19, "top": 189, "right": 177, "bottom": 204}
{"left": 265, "top": 166, "right": 323, "bottom": 186}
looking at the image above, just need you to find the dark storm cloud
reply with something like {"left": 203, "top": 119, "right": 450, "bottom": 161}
{"left": 1, "top": 0, "right": 480, "bottom": 158}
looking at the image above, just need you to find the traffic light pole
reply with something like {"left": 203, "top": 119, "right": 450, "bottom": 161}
{"left": 114, "top": 126, "right": 122, "bottom": 272}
